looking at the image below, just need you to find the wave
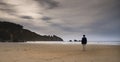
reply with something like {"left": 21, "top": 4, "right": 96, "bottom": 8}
{"left": 26, "top": 41, "right": 120, "bottom": 45}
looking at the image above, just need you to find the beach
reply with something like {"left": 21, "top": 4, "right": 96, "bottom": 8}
{"left": 0, "top": 43, "right": 120, "bottom": 62}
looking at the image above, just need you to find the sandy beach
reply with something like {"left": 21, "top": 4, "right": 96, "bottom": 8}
{"left": 0, "top": 43, "right": 120, "bottom": 62}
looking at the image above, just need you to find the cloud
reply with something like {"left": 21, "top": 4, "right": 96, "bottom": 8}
{"left": 20, "top": 16, "right": 33, "bottom": 19}
{"left": 43, "top": 0, "right": 120, "bottom": 40}
{"left": 0, "top": 0, "right": 120, "bottom": 41}
{"left": 41, "top": 16, "right": 52, "bottom": 20}
{"left": 35, "top": 0, "right": 59, "bottom": 9}
{"left": 0, "top": 1, "right": 16, "bottom": 15}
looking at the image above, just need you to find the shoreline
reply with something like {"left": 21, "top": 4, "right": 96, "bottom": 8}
{"left": 0, "top": 41, "right": 120, "bottom": 45}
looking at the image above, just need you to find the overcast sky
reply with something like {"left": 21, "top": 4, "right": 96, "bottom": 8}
{"left": 0, "top": 0, "right": 120, "bottom": 41}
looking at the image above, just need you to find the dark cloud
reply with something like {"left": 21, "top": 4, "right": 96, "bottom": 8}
{"left": 20, "top": 16, "right": 33, "bottom": 19}
{"left": 85, "top": 17, "right": 120, "bottom": 37}
{"left": 0, "top": 1, "right": 16, "bottom": 14}
{"left": 0, "top": 2, "right": 7, "bottom": 5}
{"left": 0, "top": 18, "right": 6, "bottom": 21}
{"left": 89, "top": 0, "right": 120, "bottom": 36}
{"left": 41, "top": 16, "right": 52, "bottom": 20}
{"left": 50, "top": 23, "right": 77, "bottom": 32}
{"left": 35, "top": 0, "right": 59, "bottom": 9}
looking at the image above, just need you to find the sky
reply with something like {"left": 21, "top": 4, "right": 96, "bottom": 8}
{"left": 0, "top": 0, "right": 120, "bottom": 41}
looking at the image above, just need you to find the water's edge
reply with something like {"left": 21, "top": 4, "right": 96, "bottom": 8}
{"left": 25, "top": 41, "right": 120, "bottom": 45}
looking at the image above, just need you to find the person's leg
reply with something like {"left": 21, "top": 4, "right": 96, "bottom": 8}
{"left": 82, "top": 44, "right": 84, "bottom": 51}
{"left": 83, "top": 44, "right": 86, "bottom": 51}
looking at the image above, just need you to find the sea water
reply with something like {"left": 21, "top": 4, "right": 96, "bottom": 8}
{"left": 26, "top": 41, "right": 120, "bottom": 45}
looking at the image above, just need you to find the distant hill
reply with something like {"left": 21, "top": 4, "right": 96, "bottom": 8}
{"left": 0, "top": 21, "right": 63, "bottom": 42}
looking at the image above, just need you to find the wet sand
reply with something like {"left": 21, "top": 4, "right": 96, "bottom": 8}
{"left": 0, "top": 43, "right": 120, "bottom": 62}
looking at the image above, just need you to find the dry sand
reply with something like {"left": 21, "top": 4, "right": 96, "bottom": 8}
{"left": 0, "top": 43, "right": 120, "bottom": 62}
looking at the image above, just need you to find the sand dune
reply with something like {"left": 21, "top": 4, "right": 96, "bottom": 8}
{"left": 0, "top": 43, "right": 120, "bottom": 62}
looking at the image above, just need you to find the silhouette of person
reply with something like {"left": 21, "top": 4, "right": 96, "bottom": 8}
{"left": 81, "top": 35, "right": 87, "bottom": 51}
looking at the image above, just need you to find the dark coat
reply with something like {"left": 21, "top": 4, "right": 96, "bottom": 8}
{"left": 81, "top": 37, "right": 87, "bottom": 44}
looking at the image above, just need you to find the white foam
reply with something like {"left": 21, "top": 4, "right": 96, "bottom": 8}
{"left": 26, "top": 41, "right": 120, "bottom": 45}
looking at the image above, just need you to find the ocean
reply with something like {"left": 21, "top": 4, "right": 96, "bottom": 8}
{"left": 26, "top": 41, "right": 120, "bottom": 45}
